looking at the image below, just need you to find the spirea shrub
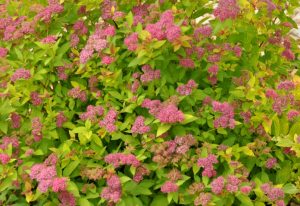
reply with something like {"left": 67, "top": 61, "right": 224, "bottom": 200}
{"left": 1, "top": 0, "right": 300, "bottom": 205}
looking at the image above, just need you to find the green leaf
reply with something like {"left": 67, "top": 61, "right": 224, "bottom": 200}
{"left": 236, "top": 194, "right": 254, "bottom": 206}
{"left": 150, "top": 195, "right": 168, "bottom": 206}
{"left": 152, "top": 40, "right": 166, "bottom": 49}
{"left": 157, "top": 124, "right": 171, "bottom": 137}
{"left": 63, "top": 159, "right": 80, "bottom": 176}
{"left": 79, "top": 198, "right": 92, "bottom": 206}
{"left": 182, "top": 114, "right": 198, "bottom": 124}
{"left": 126, "top": 11, "right": 134, "bottom": 27}
{"left": 283, "top": 183, "right": 299, "bottom": 194}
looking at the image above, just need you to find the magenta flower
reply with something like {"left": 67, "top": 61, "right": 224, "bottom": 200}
{"left": 124, "top": 33, "right": 139, "bottom": 51}
{"left": 265, "top": 157, "right": 277, "bottom": 169}
{"left": 0, "top": 153, "right": 10, "bottom": 164}
{"left": 99, "top": 109, "right": 118, "bottom": 133}
{"left": 131, "top": 116, "right": 150, "bottom": 134}
{"left": 211, "top": 176, "right": 225, "bottom": 194}
{"left": 104, "top": 153, "right": 140, "bottom": 168}
{"left": 0, "top": 47, "right": 8, "bottom": 58}
{"left": 213, "top": 0, "right": 240, "bottom": 21}
{"left": 56, "top": 112, "right": 67, "bottom": 128}
{"left": 179, "top": 58, "right": 195, "bottom": 69}
{"left": 41, "top": 35, "right": 57, "bottom": 44}
{"left": 11, "top": 69, "right": 31, "bottom": 82}
{"left": 161, "top": 181, "right": 178, "bottom": 193}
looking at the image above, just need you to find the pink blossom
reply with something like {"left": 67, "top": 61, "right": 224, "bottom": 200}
{"left": 102, "top": 56, "right": 114, "bottom": 65}
{"left": 70, "top": 34, "right": 79, "bottom": 47}
{"left": 233, "top": 45, "right": 242, "bottom": 57}
{"left": 261, "top": 0, "right": 277, "bottom": 12}
{"left": 103, "top": 25, "right": 116, "bottom": 36}
{"left": 226, "top": 175, "right": 240, "bottom": 193}
{"left": 80, "top": 105, "right": 104, "bottom": 122}
{"left": 276, "top": 200, "right": 285, "bottom": 206}
{"left": 176, "top": 79, "right": 198, "bottom": 96}
{"left": 56, "top": 112, "right": 67, "bottom": 128}
{"left": 277, "top": 81, "right": 295, "bottom": 90}
{"left": 207, "top": 54, "right": 221, "bottom": 63}
{"left": 99, "top": 109, "right": 118, "bottom": 133}
{"left": 131, "top": 116, "right": 150, "bottom": 134}
{"left": 52, "top": 177, "right": 67, "bottom": 192}
{"left": 208, "top": 65, "right": 219, "bottom": 75}
{"left": 240, "top": 186, "right": 252, "bottom": 194}
{"left": 197, "top": 154, "right": 218, "bottom": 178}
{"left": 11, "top": 112, "right": 21, "bottom": 129}
{"left": 101, "top": 175, "right": 122, "bottom": 203}
{"left": 211, "top": 176, "right": 225, "bottom": 194}
{"left": 11, "top": 69, "right": 31, "bottom": 82}
{"left": 213, "top": 0, "right": 240, "bottom": 21}
{"left": 0, "top": 153, "right": 10, "bottom": 164}
{"left": 207, "top": 75, "right": 218, "bottom": 85}
{"left": 104, "top": 153, "right": 140, "bottom": 168}
{"left": 35, "top": 2, "right": 64, "bottom": 23}
{"left": 59, "top": 191, "right": 76, "bottom": 206}
{"left": 32, "top": 117, "right": 43, "bottom": 141}
{"left": 30, "top": 92, "right": 43, "bottom": 106}
{"left": 73, "top": 20, "right": 88, "bottom": 35}
{"left": 124, "top": 33, "right": 139, "bottom": 51}
{"left": 0, "top": 136, "right": 19, "bottom": 150}
{"left": 194, "top": 25, "right": 212, "bottom": 38}
{"left": 288, "top": 110, "right": 300, "bottom": 121}
{"left": 145, "top": 23, "right": 165, "bottom": 40}
{"left": 265, "top": 89, "right": 278, "bottom": 99}
{"left": 79, "top": 47, "right": 94, "bottom": 64}
{"left": 265, "top": 157, "right": 277, "bottom": 169}
{"left": 0, "top": 47, "right": 8, "bottom": 58}
{"left": 282, "top": 49, "right": 295, "bottom": 60}
{"left": 131, "top": 80, "right": 140, "bottom": 93}
{"left": 240, "top": 111, "right": 251, "bottom": 123}
{"left": 161, "top": 181, "right": 178, "bottom": 193}
{"left": 38, "top": 179, "right": 53, "bottom": 193}
{"left": 68, "top": 87, "right": 87, "bottom": 102}
{"left": 179, "top": 58, "right": 195, "bottom": 69}
{"left": 194, "top": 193, "right": 212, "bottom": 206}
{"left": 140, "top": 65, "right": 160, "bottom": 83}
{"left": 166, "top": 25, "right": 181, "bottom": 42}
{"left": 212, "top": 101, "right": 235, "bottom": 129}
{"left": 41, "top": 35, "right": 57, "bottom": 44}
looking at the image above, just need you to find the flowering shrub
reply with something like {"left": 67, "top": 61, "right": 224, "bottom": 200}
{"left": 1, "top": 0, "right": 300, "bottom": 205}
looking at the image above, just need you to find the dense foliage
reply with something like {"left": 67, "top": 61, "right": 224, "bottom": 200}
{"left": 1, "top": 0, "right": 300, "bottom": 205}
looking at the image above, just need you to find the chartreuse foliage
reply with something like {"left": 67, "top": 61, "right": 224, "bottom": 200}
{"left": 0, "top": 0, "right": 300, "bottom": 205}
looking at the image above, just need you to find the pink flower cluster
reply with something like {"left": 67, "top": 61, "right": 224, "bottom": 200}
{"left": 79, "top": 23, "right": 114, "bottom": 64}
{"left": 30, "top": 154, "right": 67, "bottom": 193}
{"left": 194, "top": 25, "right": 212, "bottom": 39}
{"left": 11, "top": 68, "right": 31, "bottom": 82}
{"left": 101, "top": 0, "right": 124, "bottom": 20}
{"left": 225, "top": 175, "right": 241, "bottom": 193}
{"left": 58, "top": 191, "right": 76, "bottom": 206}
{"left": 212, "top": 101, "right": 235, "bottom": 129}
{"left": 0, "top": 47, "right": 8, "bottom": 58}
{"left": 145, "top": 10, "right": 181, "bottom": 42}
{"left": 101, "top": 56, "right": 114, "bottom": 65}
{"left": 101, "top": 175, "right": 122, "bottom": 203}
{"left": 277, "top": 81, "right": 295, "bottom": 91}
{"left": 0, "top": 136, "right": 19, "bottom": 150}
{"left": 179, "top": 58, "right": 195, "bottom": 69}
{"left": 104, "top": 153, "right": 140, "bottom": 168}
{"left": 176, "top": 79, "right": 198, "bottom": 95}
{"left": 265, "top": 157, "right": 277, "bottom": 169}
{"left": 73, "top": 20, "right": 88, "bottom": 35}
{"left": 131, "top": 116, "right": 150, "bottom": 134}
{"left": 261, "top": 183, "right": 284, "bottom": 201}
{"left": 133, "top": 165, "right": 150, "bottom": 182}
{"left": 197, "top": 154, "right": 218, "bottom": 178}
{"left": 287, "top": 110, "right": 299, "bottom": 121}
{"left": 132, "top": 4, "right": 150, "bottom": 25}
{"left": 32, "top": 117, "right": 43, "bottom": 142}
{"left": 124, "top": 33, "right": 139, "bottom": 51}
{"left": 56, "top": 66, "right": 68, "bottom": 80}
{"left": 240, "top": 111, "right": 251, "bottom": 124}
{"left": 68, "top": 87, "right": 87, "bottom": 102}
{"left": 240, "top": 185, "right": 252, "bottom": 194}
{"left": 208, "top": 65, "right": 219, "bottom": 76}
{"left": 213, "top": 0, "right": 240, "bottom": 21}
{"left": 142, "top": 99, "right": 184, "bottom": 123}
{"left": 56, "top": 112, "right": 67, "bottom": 128}
{"left": 270, "top": 93, "right": 295, "bottom": 115}
{"left": 41, "top": 35, "right": 57, "bottom": 44}
{"left": 30, "top": 92, "right": 43, "bottom": 106}
{"left": 34, "top": 0, "right": 64, "bottom": 23}
{"left": 0, "top": 153, "right": 10, "bottom": 164}
{"left": 11, "top": 112, "right": 21, "bottom": 128}
{"left": 80, "top": 105, "right": 104, "bottom": 122}
{"left": 211, "top": 176, "right": 224, "bottom": 194}
{"left": 140, "top": 65, "right": 161, "bottom": 83}
{"left": 161, "top": 181, "right": 178, "bottom": 193}
{"left": 99, "top": 109, "right": 118, "bottom": 133}
{"left": 194, "top": 193, "right": 212, "bottom": 206}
